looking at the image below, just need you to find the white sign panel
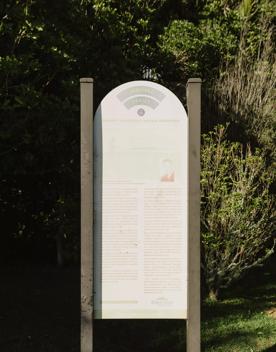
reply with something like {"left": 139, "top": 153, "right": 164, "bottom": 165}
{"left": 94, "top": 81, "right": 188, "bottom": 319}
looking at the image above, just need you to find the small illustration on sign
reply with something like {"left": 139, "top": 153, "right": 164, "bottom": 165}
{"left": 137, "top": 108, "right": 145, "bottom": 116}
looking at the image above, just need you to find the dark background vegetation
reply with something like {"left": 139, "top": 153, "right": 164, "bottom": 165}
{"left": 0, "top": 0, "right": 275, "bottom": 351}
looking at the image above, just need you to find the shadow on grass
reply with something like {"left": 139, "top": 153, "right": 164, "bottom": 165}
{"left": 202, "top": 283, "right": 276, "bottom": 324}
{"left": 200, "top": 259, "right": 276, "bottom": 351}
{"left": 202, "top": 259, "right": 276, "bottom": 324}
{"left": 203, "top": 330, "right": 263, "bottom": 350}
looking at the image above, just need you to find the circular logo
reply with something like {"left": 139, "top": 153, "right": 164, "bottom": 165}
{"left": 137, "top": 108, "right": 145, "bottom": 116}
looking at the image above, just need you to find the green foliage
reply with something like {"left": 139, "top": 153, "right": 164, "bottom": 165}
{"left": 211, "top": 4, "right": 275, "bottom": 159}
{"left": 201, "top": 125, "right": 275, "bottom": 299}
{"left": 159, "top": 17, "right": 239, "bottom": 79}
{"left": 157, "top": 1, "right": 241, "bottom": 96}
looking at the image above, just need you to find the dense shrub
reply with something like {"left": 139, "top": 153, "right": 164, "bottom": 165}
{"left": 212, "top": 20, "right": 276, "bottom": 159}
{"left": 201, "top": 125, "right": 275, "bottom": 300}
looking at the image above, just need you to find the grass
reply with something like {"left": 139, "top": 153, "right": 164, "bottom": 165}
{"left": 0, "top": 260, "right": 275, "bottom": 351}
{"left": 202, "top": 283, "right": 276, "bottom": 352}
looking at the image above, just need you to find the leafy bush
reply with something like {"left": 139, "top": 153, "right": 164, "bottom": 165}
{"left": 159, "top": 18, "right": 239, "bottom": 81}
{"left": 201, "top": 125, "right": 275, "bottom": 300}
{"left": 211, "top": 2, "right": 275, "bottom": 159}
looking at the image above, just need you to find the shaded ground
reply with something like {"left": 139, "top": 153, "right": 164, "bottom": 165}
{"left": 202, "top": 258, "right": 276, "bottom": 352}
{"left": 0, "top": 266, "right": 79, "bottom": 352}
{"left": 0, "top": 264, "right": 185, "bottom": 352}
{"left": 0, "top": 258, "right": 275, "bottom": 351}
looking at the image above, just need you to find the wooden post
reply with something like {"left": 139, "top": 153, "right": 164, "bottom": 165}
{"left": 186, "top": 78, "right": 201, "bottom": 352}
{"left": 80, "top": 78, "right": 94, "bottom": 352}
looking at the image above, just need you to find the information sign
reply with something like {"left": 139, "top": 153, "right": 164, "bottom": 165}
{"left": 94, "top": 81, "right": 188, "bottom": 319}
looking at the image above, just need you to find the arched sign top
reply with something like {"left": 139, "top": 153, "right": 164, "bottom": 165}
{"left": 95, "top": 80, "right": 187, "bottom": 121}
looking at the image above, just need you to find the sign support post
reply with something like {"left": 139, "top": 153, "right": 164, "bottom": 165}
{"left": 80, "top": 77, "right": 94, "bottom": 352}
{"left": 186, "top": 78, "right": 201, "bottom": 352}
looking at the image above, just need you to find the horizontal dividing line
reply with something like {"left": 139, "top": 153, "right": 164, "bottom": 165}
{"left": 101, "top": 300, "right": 139, "bottom": 304}
{"left": 103, "top": 119, "right": 180, "bottom": 122}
